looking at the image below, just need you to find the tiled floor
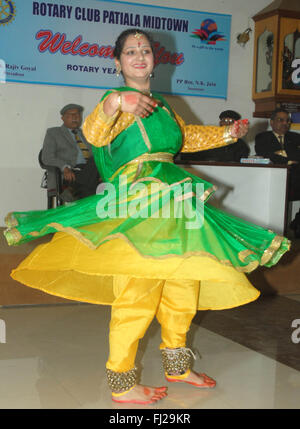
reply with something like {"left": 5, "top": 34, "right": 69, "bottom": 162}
{"left": 0, "top": 296, "right": 299, "bottom": 409}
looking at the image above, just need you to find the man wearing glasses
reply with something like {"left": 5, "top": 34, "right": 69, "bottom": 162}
{"left": 255, "top": 108, "right": 300, "bottom": 236}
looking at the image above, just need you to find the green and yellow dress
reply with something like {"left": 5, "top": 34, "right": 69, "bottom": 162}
{"left": 4, "top": 87, "right": 290, "bottom": 311}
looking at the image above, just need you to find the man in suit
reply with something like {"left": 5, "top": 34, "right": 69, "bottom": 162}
{"left": 179, "top": 110, "right": 250, "bottom": 162}
{"left": 42, "top": 104, "right": 100, "bottom": 202}
{"left": 255, "top": 108, "right": 300, "bottom": 236}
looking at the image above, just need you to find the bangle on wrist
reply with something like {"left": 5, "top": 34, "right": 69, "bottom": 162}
{"left": 117, "top": 92, "right": 122, "bottom": 112}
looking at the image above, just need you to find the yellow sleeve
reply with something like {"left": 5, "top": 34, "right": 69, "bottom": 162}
{"left": 82, "top": 98, "right": 135, "bottom": 148}
{"left": 174, "top": 111, "right": 237, "bottom": 153}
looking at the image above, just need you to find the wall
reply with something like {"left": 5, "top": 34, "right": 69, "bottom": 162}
{"left": 0, "top": 0, "right": 272, "bottom": 225}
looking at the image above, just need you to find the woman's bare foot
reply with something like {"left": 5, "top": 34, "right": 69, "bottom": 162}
{"left": 165, "top": 369, "right": 216, "bottom": 388}
{"left": 112, "top": 384, "right": 168, "bottom": 404}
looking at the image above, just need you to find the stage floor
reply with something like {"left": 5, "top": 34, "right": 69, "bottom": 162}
{"left": 0, "top": 296, "right": 299, "bottom": 409}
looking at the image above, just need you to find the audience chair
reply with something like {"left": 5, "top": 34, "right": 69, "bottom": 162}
{"left": 38, "top": 149, "right": 63, "bottom": 209}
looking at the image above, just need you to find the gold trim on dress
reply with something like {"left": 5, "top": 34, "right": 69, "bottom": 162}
{"left": 174, "top": 185, "right": 216, "bottom": 203}
{"left": 129, "top": 176, "right": 166, "bottom": 192}
{"left": 6, "top": 219, "right": 288, "bottom": 273}
{"left": 260, "top": 235, "right": 290, "bottom": 265}
{"left": 129, "top": 152, "right": 174, "bottom": 163}
{"left": 129, "top": 176, "right": 215, "bottom": 204}
{"left": 5, "top": 212, "right": 18, "bottom": 227}
{"left": 175, "top": 192, "right": 194, "bottom": 202}
{"left": 131, "top": 174, "right": 190, "bottom": 188}
{"left": 28, "top": 231, "right": 41, "bottom": 237}
{"left": 47, "top": 223, "right": 97, "bottom": 250}
{"left": 109, "top": 152, "right": 174, "bottom": 181}
{"left": 83, "top": 99, "right": 135, "bottom": 148}
{"left": 201, "top": 186, "right": 217, "bottom": 202}
{"left": 135, "top": 116, "right": 152, "bottom": 150}
{"left": 238, "top": 249, "right": 255, "bottom": 263}
{"left": 4, "top": 228, "right": 22, "bottom": 246}
{"left": 100, "top": 231, "right": 261, "bottom": 273}
{"left": 173, "top": 111, "right": 237, "bottom": 153}
{"left": 223, "top": 125, "right": 236, "bottom": 144}
{"left": 162, "top": 106, "right": 172, "bottom": 116}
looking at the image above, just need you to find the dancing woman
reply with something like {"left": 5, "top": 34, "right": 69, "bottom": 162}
{"left": 4, "top": 29, "right": 290, "bottom": 405}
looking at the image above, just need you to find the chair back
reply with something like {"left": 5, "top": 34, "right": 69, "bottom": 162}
{"left": 38, "top": 149, "right": 47, "bottom": 169}
{"left": 38, "top": 149, "right": 63, "bottom": 208}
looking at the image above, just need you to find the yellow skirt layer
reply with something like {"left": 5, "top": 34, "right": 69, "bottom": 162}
{"left": 11, "top": 231, "right": 260, "bottom": 311}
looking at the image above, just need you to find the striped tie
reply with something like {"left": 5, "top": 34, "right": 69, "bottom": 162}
{"left": 72, "top": 129, "right": 90, "bottom": 160}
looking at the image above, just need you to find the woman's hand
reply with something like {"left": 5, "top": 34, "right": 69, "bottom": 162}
{"left": 104, "top": 91, "right": 157, "bottom": 118}
{"left": 230, "top": 119, "right": 249, "bottom": 138}
{"left": 121, "top": 92, "right": 158, "bottom": 117}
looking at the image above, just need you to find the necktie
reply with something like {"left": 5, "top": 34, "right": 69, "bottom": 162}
{"left": 278, "top": 135, "right": 284, "bottom": 149}
{"left": 72, "top": 129, "right": 90, "bottom": 160}
{"left": 278, "top": 135, "right": 288, "bottom": 158}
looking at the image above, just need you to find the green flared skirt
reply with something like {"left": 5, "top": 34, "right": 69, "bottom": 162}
{"left": 4, "top": 159, "right": 290, "bottom": 309}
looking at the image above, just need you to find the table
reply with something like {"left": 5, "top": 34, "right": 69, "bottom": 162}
{"left": 175, "top": 160, "right": 289, "bottom": 235}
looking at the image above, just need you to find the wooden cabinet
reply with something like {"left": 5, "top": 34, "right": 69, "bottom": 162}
{"left": 252, "top": 0, "right": 300, "bottom": 118}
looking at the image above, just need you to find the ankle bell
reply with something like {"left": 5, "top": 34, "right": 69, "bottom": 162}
{"left": 161, "top": 347, "right": 196, "bottom": 375}
{"left": 106, "top": 367, "right": 137, "bottom": 393}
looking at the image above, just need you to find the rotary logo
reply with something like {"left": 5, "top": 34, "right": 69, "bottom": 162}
{"left": 191, "top": 19, "right": 226, "bottom": 45}
{"left": 0, "top": 0, "right": 16, "bottom": 26}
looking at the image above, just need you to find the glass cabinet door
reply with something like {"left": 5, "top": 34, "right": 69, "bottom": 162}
{"left": 282, "top": 30, "right": 300, "bottom": 90}
{"left": 256, "top": 30, "right": 274, "bottom": 93}
{"left": 278, "top": 17, "right": 300, "bottom": 94}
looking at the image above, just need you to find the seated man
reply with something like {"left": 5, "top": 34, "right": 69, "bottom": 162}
{"left": 179, "top": 110, "right": 250, "bottom": 162}
{"left": 255, "top": 107, "right": 300, "bottom": 236}
{"left": 41, "top": 104, "right": 100, "bottom": 202}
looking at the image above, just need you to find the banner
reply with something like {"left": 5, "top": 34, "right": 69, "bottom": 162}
{"left": 0, "top": 0, "right": 231, "bottom": 98}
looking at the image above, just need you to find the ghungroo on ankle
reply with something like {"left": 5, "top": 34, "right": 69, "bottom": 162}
{"left": 106, "top": 367, "right": 137, "bottom": 393}
{"left": 161, "top": 347, "right": 196, "bottom": 375}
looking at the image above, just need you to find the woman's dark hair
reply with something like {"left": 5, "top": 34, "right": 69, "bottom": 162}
{"left": 113, "top": 29, "right": 155, "bottom": 59}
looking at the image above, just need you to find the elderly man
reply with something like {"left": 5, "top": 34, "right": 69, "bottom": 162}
{"left": 255, "top": 108, "right": 300, "bottom": 237}
{"left": 42, "top": 104, "right": 100, "bottom": 202}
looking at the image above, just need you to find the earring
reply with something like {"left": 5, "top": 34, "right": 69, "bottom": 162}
{"left": 116, "top": 65, "right": 121, "bottom": 77}
{"left": 150, "top": 72, "right": 154, "bottom": 78}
